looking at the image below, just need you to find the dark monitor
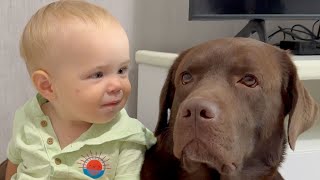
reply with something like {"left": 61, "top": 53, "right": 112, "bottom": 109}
{"left": 189, "top": 0, "right": 320, "bottom": 20}
{"left": 189, "top": 0, "right": 320, "bottom": 42}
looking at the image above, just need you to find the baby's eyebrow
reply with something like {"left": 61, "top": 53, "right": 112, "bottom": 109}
{"left": 120, "top": 59, "right": 131, "bottom": 65}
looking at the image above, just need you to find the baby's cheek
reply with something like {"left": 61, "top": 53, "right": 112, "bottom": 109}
{"left": 73, "top": 87, "right": 102, "bottom": 104}
{"left": 75, "top": 88, "right": 81, "bottom": 94}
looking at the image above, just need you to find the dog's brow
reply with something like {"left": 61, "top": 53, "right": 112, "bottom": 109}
{"left": 185, "top": 57, "right": 219, "bottom": 73}
{"left": 230, "top": 64, "right": 257, "bottom": 76}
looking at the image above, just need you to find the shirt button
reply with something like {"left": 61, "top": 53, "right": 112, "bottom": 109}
{"left": 55, "top": 158, "right": 62, "bottom": 165}
{"left": 40, "top": 120, "right": 47, "bottom": 127}
{"left": 47, "top": 137, "right": 54, "bottom": 145}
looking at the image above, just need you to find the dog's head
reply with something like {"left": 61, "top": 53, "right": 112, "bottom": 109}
{"left": 155, "top": 38, "right": 319, "bottom": 175}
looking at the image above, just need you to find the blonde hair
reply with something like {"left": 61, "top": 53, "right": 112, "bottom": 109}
{"left": 20, "top": 0, "right": 118, "bottom": 75}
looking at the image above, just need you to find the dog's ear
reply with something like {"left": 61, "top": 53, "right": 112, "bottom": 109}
{"left": 282, "top": 52, "right": 320, "bottom": 150}
{"left": 154, "top": 49, "right": 190, "bottom": 136}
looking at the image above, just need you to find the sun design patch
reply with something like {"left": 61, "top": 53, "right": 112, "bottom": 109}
{"left": 78, "top": 151, "right": 111, "bottom": 179}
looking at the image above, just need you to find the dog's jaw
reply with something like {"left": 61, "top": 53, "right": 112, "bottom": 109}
{"left": 176, "top": 139, "right": 241, "bottom": 176}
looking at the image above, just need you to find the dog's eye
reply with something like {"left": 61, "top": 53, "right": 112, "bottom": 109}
{"left": 181, "top": 72, "right": 193, "bottom": 85}
{"left": 239, "top": 74, "right": 258, "bottom": 88}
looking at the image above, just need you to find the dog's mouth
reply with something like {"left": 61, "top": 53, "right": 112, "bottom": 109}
{"left": 179, "top": 139, "right": 239, "bottom": 175}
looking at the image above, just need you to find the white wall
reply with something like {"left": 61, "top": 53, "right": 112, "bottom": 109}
{"left": 0, "top": 0, "right": 41, "bottom": 163}
{"left": 0, "top": 0, "right": 317, "bottom": 162}
{"left": 134, "top": 0, "right": 316, "bottom": 52}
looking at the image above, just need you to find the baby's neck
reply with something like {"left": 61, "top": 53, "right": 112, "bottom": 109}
{"left": 41, "top": 102, "right": 92, "bottom": 149}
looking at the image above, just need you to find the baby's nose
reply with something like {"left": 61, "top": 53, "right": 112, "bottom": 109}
{"left": 106, "top": 76, "right": 122, "bottom": 94}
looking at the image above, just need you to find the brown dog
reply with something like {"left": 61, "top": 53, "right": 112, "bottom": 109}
{"left": 141, "top": 38, "right": 319, "bottom": 180}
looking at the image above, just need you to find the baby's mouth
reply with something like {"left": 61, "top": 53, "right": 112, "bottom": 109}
{"left": 101, "top": 99, "right": 122, "bottom": 107}
{"left": 102, "top": 100, "right": 121, "bottom": 107}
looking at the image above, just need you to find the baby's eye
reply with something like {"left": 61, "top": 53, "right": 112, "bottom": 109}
{"left": 90, "top": 71, "right": 104, "bottom": 79}
{"left": 118, "top": 66, "right": 129, "bottom": 75}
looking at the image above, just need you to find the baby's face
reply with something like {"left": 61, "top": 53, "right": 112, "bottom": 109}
{"left": 48, "top": 22, "right": 131, "bottom": 123}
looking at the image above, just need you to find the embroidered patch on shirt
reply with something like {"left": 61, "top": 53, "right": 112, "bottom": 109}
{"left": 78, "top": 151, "right": 111, "bottom": 179}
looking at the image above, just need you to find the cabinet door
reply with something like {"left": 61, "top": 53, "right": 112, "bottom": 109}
{"left": 280, "top": 150, "right": 320, "bottom": 179}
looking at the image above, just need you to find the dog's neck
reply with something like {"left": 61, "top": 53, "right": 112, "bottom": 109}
{"left": 221, "top": 129, "right": 287, "bottom": 180}
{"left": 179, "top": 163, "right": 282, "bottom": 180}
{"left": 179, "top": 128, "right": 287, "bottom": 180}
{"left": 219, "top": 170, "right": 282, "bottom": 180}
{"left": 159, "top": 120, "right": 286, "bottom": 180}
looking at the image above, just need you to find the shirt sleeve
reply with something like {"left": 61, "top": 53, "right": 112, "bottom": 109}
{"left": 113, "top": 142, "right": 146, "bottom": 180}
{"left": 7, "top": 111, "right": 23, "bottom": 165}
{"left": 7, "top": 138, "right": 21, "bottom": 165}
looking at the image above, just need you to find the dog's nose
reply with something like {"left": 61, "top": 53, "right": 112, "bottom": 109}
{"left": 181, "top": 98, "right": 218, "bottom": 121}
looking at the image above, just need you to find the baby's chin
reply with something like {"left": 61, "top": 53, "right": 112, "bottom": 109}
{"left": 88, "top": 101, "right": 126, "bottom": 123}
{"left": 93, "top": 110, "right": 123, "bottom": 124}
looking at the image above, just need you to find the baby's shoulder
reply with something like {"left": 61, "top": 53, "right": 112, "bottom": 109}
{"left": 114, "top": 110, "right": 156, "bottom": 148}
{"left": 117, "top": 109, "right": 145, "bottom": 128}
{"left": 12, "top": 95, "right": 44, "bottom": 135}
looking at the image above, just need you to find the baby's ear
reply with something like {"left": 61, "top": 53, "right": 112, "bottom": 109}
{"left": 32, "top": 70, "right": 55, "bottom": 100}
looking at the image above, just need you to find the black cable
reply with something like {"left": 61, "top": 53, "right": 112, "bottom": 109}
{"left": 317, "top": 21, "right": 320, "bottom": 39}
{"left": 268, "top": 21, "right": 320, "bottom": 42}
{"left": 291, "top": 24, "right": 316, "bottom": 40}
{"left": 312, "top": 20, "right": 319, "bottom": 35}
{"left": 268, "top": 26, "right": 286, "bottom": 40}
{"left": 268, "top": 27, "right": 316, "bottom": 41}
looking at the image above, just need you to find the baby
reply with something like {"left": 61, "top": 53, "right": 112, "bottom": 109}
{"left": 5, "top": 0, "right": 156, "bottom": 179}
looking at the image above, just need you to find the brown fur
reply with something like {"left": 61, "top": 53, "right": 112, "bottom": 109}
{"left": 141, "top": 38, "right": 319, "bottom": 180}
{"left": 0, "top": 159, "right": 7, "bottom": 180}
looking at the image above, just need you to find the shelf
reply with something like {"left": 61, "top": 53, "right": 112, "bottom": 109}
{"left": 136, "top": 50, "right": 177, "bottom": 68}
{"left": 136, "top": 50, "right": 320, "bottom": 80}
{"left": 292, "top": 55, "right": 320, "bottom": 80}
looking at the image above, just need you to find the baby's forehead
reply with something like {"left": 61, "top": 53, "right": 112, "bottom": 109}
{"left": 50, "top": 14, "right": 119, "bottom": 33}
{"left": 21, "top": 0, "right": 124, "bottom": 75}
{"left": 48, "top": 19, "right": 126, "bottom": 51}
{"left": 45, "top": 20, "right": 128, "bottom": 63}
